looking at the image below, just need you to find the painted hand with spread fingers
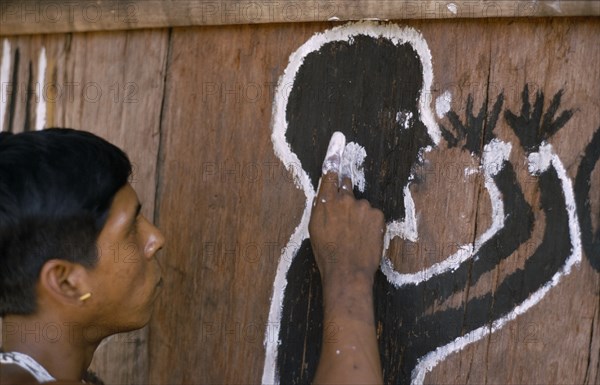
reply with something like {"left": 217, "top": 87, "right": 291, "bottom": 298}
{"left": 309, "top": 132, "right": 385, "bottom": 385}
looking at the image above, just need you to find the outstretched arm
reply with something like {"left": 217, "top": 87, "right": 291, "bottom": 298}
{"left": 309, "top": 133, "right": 385, "bottom": 385}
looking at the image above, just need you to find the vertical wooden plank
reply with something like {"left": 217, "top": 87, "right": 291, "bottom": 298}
{"left": 149, "top": 23, "right": 325, "bottom": 384}
{"left": 54, "top": 29, "right": 169, "bottom": 384}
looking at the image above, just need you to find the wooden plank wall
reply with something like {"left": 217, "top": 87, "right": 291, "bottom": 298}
{"left": 1, "top": 0, "right": 599, "bottom": 35}
{"left": 1, "top": 18, "right": 599, "bottom": 385}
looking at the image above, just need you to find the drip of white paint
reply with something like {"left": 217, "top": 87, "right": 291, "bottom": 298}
{"left": 35, "top": 47, "right": 47, "bottom": 131}
{"left": 0, "top": 39, "right": 11, "bottom": 132}
{"left": 411, "top": 143, "right": 581, "bottom": 385}
{"left": 396, "top": 110, "right": 413, "bottom": 130}
{"left": 381, "top": 139, "right": 511, "bottom": 286}
{"left": 322, "top": 131, "right": 346, "bottom": 175}
{"left": 435, "top": 90, "right": 452, "bottom": 119}
{"left": 341, "top": 142, "right": 367, "bottom": 192}
{"left": 447, "top": 3, "right": 458, "bottom": 15}
{"left": 266, "top": 22, "right": 440, "bottom": 385}
{"left": 328, "top": 16, "right": 340, "bottom": 21}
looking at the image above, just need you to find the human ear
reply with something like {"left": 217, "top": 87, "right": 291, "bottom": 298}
{"left": 39, "top": 259, "right": 92, "bottom": 305}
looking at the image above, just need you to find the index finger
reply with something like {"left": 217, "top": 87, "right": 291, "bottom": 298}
{"left": 317, "top": 131, "right": 346, "bottom": 202}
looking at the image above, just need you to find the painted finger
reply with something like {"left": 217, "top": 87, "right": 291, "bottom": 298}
{"left": 339, "top": 142, "right": 355, "bottom": 196}
{"left": 318, "top": 131, "right": 346, "bottom": 201}
{"left": 340, "top": 176, "right": 354, "bottom": 197}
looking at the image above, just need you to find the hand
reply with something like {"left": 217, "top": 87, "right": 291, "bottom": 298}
{"left": 310, "top": 132, "right": 385, "bottom": 385}
{"left": 308, "top": 133, "right": 385, "bottom": 289}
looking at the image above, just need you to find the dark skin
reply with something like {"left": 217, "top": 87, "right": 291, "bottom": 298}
{"left": 311, "top": 169, "right": 385, "bottom": 384}
{"left": 2, "top": 161, "right": 384, "bottom": 384}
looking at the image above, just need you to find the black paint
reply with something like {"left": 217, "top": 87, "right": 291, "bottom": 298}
{"left": 575, "top": 127, "right": 600, "bottom": 271}
{"left": 441, "top": 92, "right": 504, "bottom": 156}
{"left": 504, "top": 85, "right": 574, "bottom": 152}
{"left": 277, "top": 239, "right": 323, "bottom": 384}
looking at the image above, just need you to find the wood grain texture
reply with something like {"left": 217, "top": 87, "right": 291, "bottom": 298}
{"left": 148, "top": 23, "right": 318, "bottom": 384}
{"left": 1, "top": 1, "right": 599, "bottom": 36}
{"left": 1, "top": 17, "right": 599, "bottom": 385}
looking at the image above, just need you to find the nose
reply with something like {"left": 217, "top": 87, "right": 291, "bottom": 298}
{"left": 140, "top": 217, "right": 165, "bottom": 259}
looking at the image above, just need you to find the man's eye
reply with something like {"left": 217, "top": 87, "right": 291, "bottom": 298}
{"left": 129, "top": 217, "right": 140, "bottom": 235}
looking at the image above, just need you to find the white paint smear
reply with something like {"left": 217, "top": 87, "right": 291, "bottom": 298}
{"left": 411, "top": 143, "right": 582, "bottom": 385}
{"left": 341, "top": 142, "right": 367, "bottom": 192}
{"left": 35, "top": 47, "right": 47, "bottom": 131}
{"left": 435, "top": 90, "right": 452, "bottom": 119}
{"left": 0, "top": 39, "right": 11, "bottom": 132}
{"left": 396, "top": 110, "right": 413, "bottom": 130}
{"left": 447, "top": 3, "right": 458, "bottom": 15}
{"left": 381, "top": 139, "right": 511, "bottom": 286}
{"left": 527, "top": 141, "right": 553, "bottom": 174}
{"left": 265, "top": 22, "right": 440, "bottom": 385}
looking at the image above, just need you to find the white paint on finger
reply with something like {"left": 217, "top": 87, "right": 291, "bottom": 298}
{"left": 322, "top": 131, "right": 346, "bottom": 175}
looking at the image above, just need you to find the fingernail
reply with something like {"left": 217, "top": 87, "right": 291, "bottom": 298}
{"left": 322, "top": 131, "right": 346, "bottom": 175}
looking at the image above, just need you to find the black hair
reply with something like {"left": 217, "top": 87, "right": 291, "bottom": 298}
{"left": 0, "top": 128, "right": 132, "bottom": 316}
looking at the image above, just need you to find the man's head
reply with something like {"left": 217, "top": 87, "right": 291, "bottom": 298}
{"left": 0, "top": 128, "right": 164, "bottom": 333}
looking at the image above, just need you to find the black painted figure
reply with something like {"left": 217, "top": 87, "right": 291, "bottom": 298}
{"left": 273, "top": 25, "right": 585, "bottom": 385}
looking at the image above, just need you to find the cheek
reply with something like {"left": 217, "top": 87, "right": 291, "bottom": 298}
{"left": 102, "top": 241, "right": 151, "bottom": 292}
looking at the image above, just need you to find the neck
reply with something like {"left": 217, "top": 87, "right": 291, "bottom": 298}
{"left": 2, "top": 313, "right": 102, "bottom": 381}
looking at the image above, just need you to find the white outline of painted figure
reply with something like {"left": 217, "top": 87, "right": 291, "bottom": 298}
{"left": 263, "top": 22, "right": 581, "bottom": 385}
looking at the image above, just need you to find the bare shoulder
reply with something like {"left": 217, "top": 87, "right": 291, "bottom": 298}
{"left": 0, "top": 362, "right": 41, "bottom": 384}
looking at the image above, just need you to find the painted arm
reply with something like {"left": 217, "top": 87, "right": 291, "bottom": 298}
{"left": 309, "top": 134, "right": 385, "bottom": 385}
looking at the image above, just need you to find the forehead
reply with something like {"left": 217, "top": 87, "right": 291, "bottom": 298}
{"left": 99, "top": 183, "right": 139, "bottom": 234}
